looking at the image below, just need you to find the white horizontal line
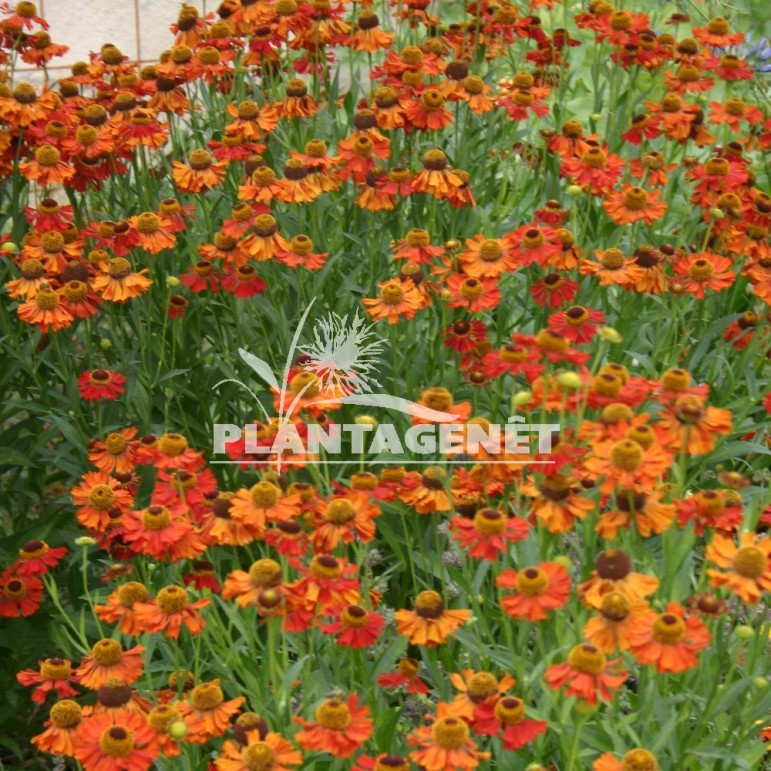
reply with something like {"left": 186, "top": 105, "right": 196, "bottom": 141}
{"left": 210, "top": 460, "right": 555, "bottom": 465}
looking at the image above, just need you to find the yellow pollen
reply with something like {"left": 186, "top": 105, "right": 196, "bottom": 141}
{"left": 626, "top": 425, "right": 654, "bottom": 450}
{"left": 431, "top": 716, "right": 469, "bottom": 749}
{"left": 473, "top": 508, "right": 506, "bottom": 535}
{"left": 380, "top": 282, "right": 406, "bottom": 305}
{"left": 156, "top": 585, "right": 190, "bottom": 615}
{"left": 466, "top": 672, "right": 498, "bottom": 701}
{"left": 310, "top": 555, "right": 342, "bottom": 579}
{"left": 117, "top": 582, "right": 149, "bottom": 607}
{"left": 621, "top": 749, "right": 658, "bottom": 771}
{"left": 189, "top": 149, "right": 212, "bottom": 170}
{"left": 92, "top": 639, "right": 123, "bottom": 667}
{"left": 103, "top": 432, "right": 128, "bottom": 455}
{"left": 50, "top": 700, "right": 82, "bottom": 728}
{"left": 567, "top": 644, "right": 606, "bottom": 675}
{"left": 479, "top": 239, "right": 503, "bottom": 262}
{"left": 600, "top": 592, "right": 630, "bottom": 621}
{"left": 732, "top": 546, "right": 767, "bottom": 579}
{"left": 158, "top": 433, "right": 188, "bottom": 456}
{"left": 325, "top": 499, "right": 356, "bottom": 525}
{"left": 147, "top": 704, "right": 179, "bottom": 733}
{"left": 243, "top": 742, "right": 277, "bottom": 771}
{"left": 414, "top": 590, "right": 445, "bottom": 618}
{"left": 40, "top": 658, "right": 71, "bottom": 680}
{"left": 34, "top": 287, "right": 60, "bottom": 311}
{"left": 248, "top": 558, "right": 282, "bottom": 587}
{"left": 516, "top": 567, "right": 549, "bottom": 596}
{"left": 88, "top": 484, "right": 116, "bottom": 510}
{"left": 99, "top": 726, "right": 134, "bottom": 757}
{"left": 190, "top": 681, "right": 224, "bottom": 711}
{"left": 652, "top": 613, "right": 686, "bottom": 644}
{"left": 237, "top": 101, "right": 260, "bottom": 120}
{"left": 707, "top": 17, "right": 730, "bottom": 35}
{"left": 582, "top": 148, "right": 607, "bottom": 169}
{"left": 315, "top": 699, "right": 351, "bottom": 730}
{"left": 141, "top": 506, "right": 171, "bottom": 530}
{"left": 34, "top": 145, "right": 61, "bottom": 167}
{"left": 610, "top": 440, "right": 644, "bottom": 472}
{"left": 623, "top": 188, "right": 649, "bottom": 211}
{"left": 135, "top": 212, "right": 161, "bottom": 235}
{"left": 494, "top": 697, "right": 525, "bottom": 725}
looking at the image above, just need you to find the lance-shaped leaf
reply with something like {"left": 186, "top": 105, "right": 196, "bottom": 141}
{"left": 238, "top": 348, "right": 280, "bottom": 391}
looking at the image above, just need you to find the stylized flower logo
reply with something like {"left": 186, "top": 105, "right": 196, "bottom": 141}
{"left": 298, "top": 310, "right": 383, "bottom": 397}
{"left": 213, "top": 297, "right": 458, "bottom": 470}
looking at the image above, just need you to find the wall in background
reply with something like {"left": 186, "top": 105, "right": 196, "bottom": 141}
{"left": 16, "top": 0, "right": 205, "bottom": 77}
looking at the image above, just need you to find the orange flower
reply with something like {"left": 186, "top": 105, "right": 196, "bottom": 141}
{"left": 362, "top": 278, "right": 424, "bottom": 323}
{"left": 405, "top": 88, "right": 453, "bottom": 131}
{"left": 240, "top": 215, "right": 290, "bottom": 261}
{"left": 94, "top": 582, "right": 150, "bottom": 636}
{"left": 74, "top": 710, "right": 159, "bottom": 771}
{"left": 394, "top": 590, "right": 470, "bottom": 647}
{"left": 129, "top": 212, "right": 176, "bottom": 254}
{"left": 584, "top": 438, "right": 671, "bottom": 494}
{"left": 91, "top": 257, "right": 153, "bottom": 303}
{"left": 311, "top": 492, "right": 381, "bottom": 551}
{"left": 523, "top": 474, "right": 596, "bottom": 533}
{"left": 673, "top": 253, "right": 735, "bottom": 299}
{"left": 627, "top": 602, "right": 711, "bottom": 673}
{"left": 88, "top": 427, "right": 139, "bottom": 474}
{"left": 229, "top": 480, "right": 302, "bottom": 535}
{"left": 446, "top": 669, "right": 516, "bottom": 720}
{"left": 294, "top": 693, "right": 373, "bottom": 758}
{"left": 583, "top": 592, "right": 656, "bottom": 652}
{"left": 71, "top": 470, "right": 134, "bottom": 531}
{"left": 215, "top": 731, "right": 302, "bottom": 771}
{"left": 178, "top": 680, "right": 246, "bottom": 743}
{"left": 398, "top": 467, "right": 452, "bottom": 513}
{"left": 407, "top": 703, "right": 491, "bottom": 770}
{"left": 496, "top": 562, "right": 571, "bottom": 621}
{"left": 705, "top": 531, "right": 771, "bottom": 604}
{"left": 222, "top": 558, "right": 284, "bottom": 608}
{"left": 580, "top": 248, "right": 645, "bottom": 287}
{"left": 17, "top": 283, "right": 74, "bottom": 331}
{"left": 459, "top": 233, "right": 517, "bottom": 278}
{"left": 656, "top": 395, "right": 732, "bottom": 455}
{"left": 450, "top": 508, "right": 529, "bottom": 560}
{"left": 603, "top": 186, "right": 667, "bottom": 225}
{"left": 544, "top": 643, "right": 628, "bottom": 704}
{"left": 74, "top": 639, "right": 144, "bottom": 689}
{"left": 31, "top": 699, "right": 83, "bottom": 757}
{"left": 286, "top": 555, "right": 361, "bottom": 617}
{"left": 596, "top": 488, "right": 676, "bottom": 539}
{"left": 172, "top": 149, "right": 227, "bottom": 192}
{"left": 121, "top": 506, "right": 206, "bottom": 561}
{"left": 0, "top": 84, "right": 59, "bottom": 127}
{"left": 594, "top": 748, "right": 659, "bottom": 771}
{"left": 411, "top": 149, "right": 463, "bottom": 199}
{"left": 133, "top": 585, "right": 210, "bottom": 639}
{"left": 578, "top": 549, "right": 660, "bottom": 608}
{"left": 346, "top": 11, "right": 394, "bottom": 52}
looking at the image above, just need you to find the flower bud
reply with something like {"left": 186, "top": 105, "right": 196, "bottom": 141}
{"left": 556, "top": 371, "right": 583, "bottom": 389}
{"left": 734, "top": 624, "right": 755, "bottom": 640}
{"left": 709, "top": 208, "right": 725, "bottom": 220}
{"left": 99, "top": 338, "right": 112, "bottom": 350}
{"left": 1, "top": 241, "right": 19, "bottom": 254}
{"left": 553, "top": 555, "right": 572, "bottom": 569}
{"left": 166, "top": 276, "right": 181, "bottom": 287}
{"left": 567, "top": 184, "right": 583, "bottom": 197}
{"left": 168, "top": 721, "right": 188, "bottom": 739}
{"left": 598, "top": 326, "right": 622, "bottom": 344}
{"left": 512, "top": 390, "right": 532, "bottom": 407}
{"left": 354, "top": 415, "right": 378, "bottom": 428}
{"left": 75, "top": 536, "right": 96, "bottom": 546}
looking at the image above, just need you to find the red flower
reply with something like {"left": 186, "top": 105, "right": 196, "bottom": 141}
{"left": 14, "top": 540, "right": 67, "bottom": 576}
{"left": 320, "top": 605, "right": 386, "bottom": 648}
{"left": 0, "top": 571, "right": 43, "bottom": 617}
{"left": 78, "top": 370, "right": 126, "bottom": 401}
{"left": 548, "top": 306, "right": 605, "bottom": 343}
